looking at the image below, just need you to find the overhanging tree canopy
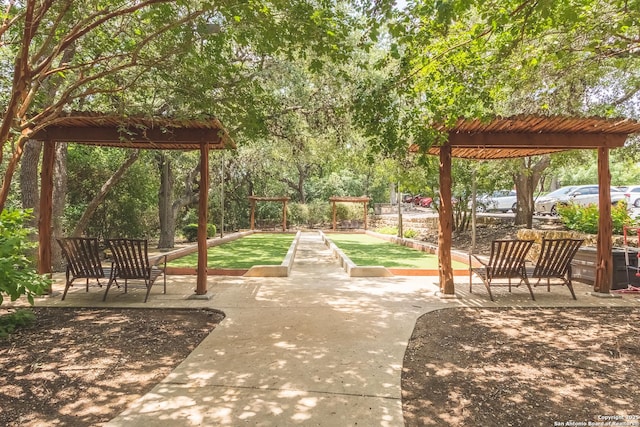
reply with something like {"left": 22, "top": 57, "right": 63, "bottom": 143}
{"left": 30, "top": 112, "right": 235, "bottom": 298}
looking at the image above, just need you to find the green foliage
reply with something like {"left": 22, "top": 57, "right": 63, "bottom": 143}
{"left": 287, "top": 203, "right": 310, "bottom": 227}
{"left": 256, "top": 202, "right": 284, "bottom": 221}
{"left": 403, "top": 229, "right": 419, "bottom": 239}
{"left": 555, "top": 153, "right": 640, "bottom": 187}
{"left": 182, "top": 223, "right": 216, "bottom": 242}
{"left": 0, "top": 209, "right": 51, "bottom": 305}
{"left": 0, "top": 309, "right": 35, "bottom": 338}
{"left": 375, "top": 226, "right": 398, "bottom": 235}
{"left": 65, "top": 147, "right": 158, "bottom": 239}
{"left": 308, "top": 200, "right": 331, "bottom": 227}
{"left": 558, "top": 202, "right": 633, "bottom": 234}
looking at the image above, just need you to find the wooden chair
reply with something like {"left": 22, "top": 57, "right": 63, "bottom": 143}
{"left": 57, "top": 237, "right": 111, "bottom": 300}
{"left": 103, "top": 238, "right": 166, "bottom": 302}
{"left": 527, "top": 238, "right": 583, "bottom": 300}
{"left": 469, "top": 239, "right": 535, "bottom": 301}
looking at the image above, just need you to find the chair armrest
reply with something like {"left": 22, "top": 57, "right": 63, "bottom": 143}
{"left": 469, "top": 253, "right": 489, "bottom": 268}
{"left": 148, "top": 254, "right": 168, "bottom": 269}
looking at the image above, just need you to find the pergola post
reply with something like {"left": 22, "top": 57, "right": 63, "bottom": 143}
{"left": 38, "top": 140, "right": 55, "bottom": 290}
{"left": 595, "top": 147, "right": 613, "bottom": 294}
{"left": 332, "top": 200, "right": 337, "bottom": 231}
{"left": 363, "top": 202, "right": 368, "bottom": 230}
{"left": 250, "top": 199, "right": 256, "bottom": 230}
{"left": 438, "top": 143, "right": 455, "bottom": 295}
{"left": 282, "top": 200, "right": 287, "bottom": 231}
{"left": 195, "top": 142, "right": 209, "bottom": 295}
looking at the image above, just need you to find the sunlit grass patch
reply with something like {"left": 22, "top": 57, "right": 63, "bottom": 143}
{"left": 167, "top": 233, "right": 295, "bottom": 269}
{"left": 328, "top": 233, "right": 467, "bottom": 269}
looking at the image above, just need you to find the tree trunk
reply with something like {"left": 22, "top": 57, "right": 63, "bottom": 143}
{"left": 19, "top": 139, "right": 42, "bottom": 225}
{"left": 157, "top": 158, "right": 201, "bottom": 248}
{"left": 157, "top": 153, "right": 176, "bottom": 248}
{"left": 71, "top": 149, "right": 140, "bottom": 237}
{"left": 52, "top": 143, "right": 68, "bottom": 270}
{"left": 513, "top": 156, "right": 551, "bottom": 227}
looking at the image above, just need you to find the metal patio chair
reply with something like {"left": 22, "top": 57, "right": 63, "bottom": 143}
{"left": 103, "top": 238, "right": 166, "bottom": 302}
{"left": 57, "top": 237, "right": 111, "bottom": 300}
{"left": 469, "top": 239, "right": 535, "bottom": 301}
{"left": 527, "top": 238, "right": 583, "bottom": 300}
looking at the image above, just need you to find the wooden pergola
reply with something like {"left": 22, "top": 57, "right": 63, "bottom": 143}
{"left": 29, "top": 112, "right": 235, "bottom": 298}
{"left": 416, "top": 116, "right": 640, "bottom": 297}
{"left": 248, "top": 196, "right": 290, "bottom": 231}
{"left": 329, "top": 196, "right": 371, "bottom": 231}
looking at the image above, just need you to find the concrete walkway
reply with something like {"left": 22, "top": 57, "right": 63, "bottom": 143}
{"left": 37, "top": 231, "right": 640, "bottom": 426}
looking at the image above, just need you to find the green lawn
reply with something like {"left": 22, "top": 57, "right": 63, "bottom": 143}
{"left": 167, "top": 233, "right": 295, "bottom": 269}
{"left": 327, "top": 233, "right": 468, "bottom": 269}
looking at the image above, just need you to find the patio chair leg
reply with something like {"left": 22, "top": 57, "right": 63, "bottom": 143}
{"left": 483, "top": 279, "right": 495, "bottom": 302}
{"left": 524, "top": 278, "right": 535, "bottom": 301}
{"left": 566, "top": 278, "right": 577, "bottom": 300}
{"left": 103, "top": 277, "right": 116, "bottom": 301}
{"left": 144, "top": 279, "right": 152, "bottom": 303}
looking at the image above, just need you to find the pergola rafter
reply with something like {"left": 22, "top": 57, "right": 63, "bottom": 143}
{"left": 30, "top": 112, "right": 235, "bottom": 298}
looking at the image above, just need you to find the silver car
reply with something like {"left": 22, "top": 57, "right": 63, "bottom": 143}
{"left": 475, "top": 190, "right": 517, "bottom": 213}
{"left": 534, "top": 185, "right": 626, "bottom": 216}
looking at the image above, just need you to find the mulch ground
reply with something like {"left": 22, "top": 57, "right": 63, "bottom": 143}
{"left": 402, "top": 307, "right": 640, "bottom": 427}
{"left": 0, "top": 307, "right": 223, "bottom": 427}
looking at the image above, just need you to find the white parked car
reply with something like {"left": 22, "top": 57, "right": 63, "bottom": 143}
{"left": 534, "top": 185, "right": 626, "bottom": 216}
{"left": 475, "top": 190, "right": 517, "bottom": 213}
{"left": 619, "top": 185, "right": 640, "bottom": 208}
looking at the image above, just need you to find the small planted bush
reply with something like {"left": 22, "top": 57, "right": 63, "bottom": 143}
{"left": 182, "top": 223, "right": 216, "bottom": 242}
{"left": 557, "top": 202, "right": 633, "bottom": 235}
{"left": 403, "top": 229, "right": 419, "bottom": 239}
{"left": 376, "top": 226, "right": 398, "bottom": 235}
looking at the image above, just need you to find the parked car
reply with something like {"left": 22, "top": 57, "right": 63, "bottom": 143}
{"left": 411, "top": 194, "right": 435, "bottom": 208}
{"left": 620, "top": 185, "right": 640, "bottom": 208}
{"left": 418, "top": 196, "right": 434, "bottom": 208}
{"left": 402, "top": 193, "right": 414, "bottom": 204}
{"left": 534, "top": 185, "right": 626, "bottom": 216}
{"left": 474, "top": 190, "right": 517, "bottom": 213}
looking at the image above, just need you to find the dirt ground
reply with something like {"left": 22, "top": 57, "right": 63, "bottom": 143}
{"left": 0, "top": 307, "right": 223, "bottom": 427}
{"left": 402, "top": 307, "right": 640, "bottom": 427}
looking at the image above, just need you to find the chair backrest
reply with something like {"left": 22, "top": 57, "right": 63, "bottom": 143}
{"left": 486, "top": 239, "right": 534, "bottom": 278}
{"left": 106, "top": 238, "right": 151, "bottom": 280}
{"left": 532, "top": 238, "right": 583, "bottom": 278}
{"left": 57, "top": 237, "right": 104, "bottom": 278}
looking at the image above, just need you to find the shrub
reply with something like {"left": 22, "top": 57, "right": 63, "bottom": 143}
{"left": 0, "top": 309, "right": 36, "bottom": 338}
{"left": 0, "top": 209, "right": 51, "bottom": 305}
{"left": 403, "top": 229, "right": 419, "bottom": 239}
{"left": 182, "top": 223, "right": 216, "bottom": 242}
{"left": 557, "top": 202, "right": 633, "bottom": 234}
{"left": 308, "top": 200, "right": 330, "bottom": 227}
{"left": 287, "top": 203, "right": 310, "bottom": 227}
{"left": 376, "top": 226, "right": 398, "bottom": 235}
